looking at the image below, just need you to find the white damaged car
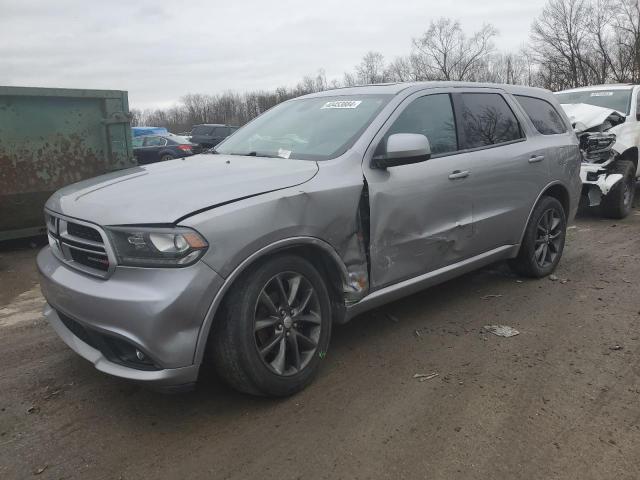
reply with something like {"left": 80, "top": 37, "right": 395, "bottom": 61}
{"left": 556, "top": 85, "right": 638, "bottom": 218}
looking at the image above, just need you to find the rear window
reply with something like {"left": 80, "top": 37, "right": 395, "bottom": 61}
{"left": 515, "top": 96, "right": 567, "bottom": 135}
{"left": 166, "top": 134, "right": 191, "bottom": 144}
{"left": 192, "top": 125, "right": 214, "bottom": 135}
{"left": 458, "top": 93, "right": 523, "bottom": 149}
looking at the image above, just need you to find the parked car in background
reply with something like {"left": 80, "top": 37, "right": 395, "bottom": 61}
{"left": 38, "top": 82, "right": 580, "bottom": 397}
{"left": 133, "top": 133, "right": 198, "bottom": 164}
{"left": 190, "top": 124, "right": 239, "bottom": 148}
{"left": 132, "top": 126, "right": 168, "bottom": 137}
{"left": 555, "top": 84, "right": 639, "bottom": 218}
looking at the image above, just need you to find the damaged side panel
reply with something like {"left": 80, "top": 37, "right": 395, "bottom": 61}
{"left": 363, "top": 156, "right": 473, "bottom": 290}
{"left": 183, "top": 161, "right": 371, "bottom": 306}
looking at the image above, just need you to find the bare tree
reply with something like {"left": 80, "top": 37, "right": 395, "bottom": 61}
{"left": 531, "top": 0, "right": 594, "bottom": 89}
{"left": 355, "top": 51, "right": 388, "bottom": 84}
{"left": 412, "top": 18, "right": 497, "bottom": 81}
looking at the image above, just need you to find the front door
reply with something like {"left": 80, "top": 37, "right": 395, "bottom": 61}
{"left": 363, "top": 91, "right": 473, "bottom": 290}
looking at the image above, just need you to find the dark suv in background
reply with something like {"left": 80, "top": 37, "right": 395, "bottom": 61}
{"left": 190, "top": 124, "right": 239, "bottom": 148}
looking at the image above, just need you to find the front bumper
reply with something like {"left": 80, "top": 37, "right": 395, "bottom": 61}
{"left": 37, "top": 246, "right": 223, "bottom": 387}
{"left": 580, "top": 163, "right": 623, "bottom": 206}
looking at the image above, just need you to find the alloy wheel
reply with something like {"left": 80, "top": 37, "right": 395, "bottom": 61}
{"left": 253, "top": 272, "right": 322, "bottom": 376}
{"left": 534, "top": 208, "right": 563, "bottom": 268}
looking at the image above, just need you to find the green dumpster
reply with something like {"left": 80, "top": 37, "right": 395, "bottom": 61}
{"left": 0, "top": 86, "right": 135, "bottom": 241}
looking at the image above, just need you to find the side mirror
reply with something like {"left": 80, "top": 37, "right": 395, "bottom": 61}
{"left": 372, "top": 133, "right": 431, "bottom": 169}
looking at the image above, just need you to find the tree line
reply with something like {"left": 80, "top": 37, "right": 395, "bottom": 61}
{"left": 131, "top": 0, "right": 640, "bottom": 133}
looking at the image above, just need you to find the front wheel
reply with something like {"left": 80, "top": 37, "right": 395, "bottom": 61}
{"left": 211, "top": 254, "right": 332, "bottom": 396}
{"left": 509, "top": 196, "right": 567, "bottom": 278}
{"left": 601, "top": 160, "right": 636, "bottom": 219}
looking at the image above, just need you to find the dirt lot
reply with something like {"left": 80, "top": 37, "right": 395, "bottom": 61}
{"left": 1, "top": 203, "right": 639, "bottom": 480}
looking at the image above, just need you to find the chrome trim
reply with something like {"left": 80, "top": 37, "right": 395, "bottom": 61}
{"left": 45, "top": 210, "right": 117, "bottom": 279}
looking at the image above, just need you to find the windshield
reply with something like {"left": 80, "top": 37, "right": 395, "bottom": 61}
{"left": 555, "top": 89, "right": 632, "bottom": 115}
{"left": 215, "top": 94, "right": 392, "bottom": 160}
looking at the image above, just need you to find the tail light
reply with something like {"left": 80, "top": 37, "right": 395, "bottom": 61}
{"left": 177, "top": 145, "right": 192, "bottom": 152}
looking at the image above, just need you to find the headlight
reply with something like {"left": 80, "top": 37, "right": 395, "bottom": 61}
{"left": 106, "top": 226, "right": 208, "bottom": 267}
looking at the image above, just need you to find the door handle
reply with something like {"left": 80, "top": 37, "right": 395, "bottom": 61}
{"left": 529, "top": 155, "right": 545, "bottom": 163}
{"left": 448, "top": 170, "right": 470, "bottom": 180}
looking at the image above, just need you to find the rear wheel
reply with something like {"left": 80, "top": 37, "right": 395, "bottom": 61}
{"left": 509, "top": 196, "right": 567, "bottom": 278}
{"left": 211, "top": 254, "right": 332, "bottom": 396}
{"left": 601, "top": 160, "right": 636, "bottom": 219}
{"left": 160, "top": 154, "right": 174, "bottom": 162}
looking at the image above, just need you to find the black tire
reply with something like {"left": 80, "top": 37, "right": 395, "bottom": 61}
{"left": 210, "top": 254, "right": 332, "bottom": 396}
{"left": 509, "top": 196, "right": 567, "bottom": 278}
{"left": 601, "top": 160, "right": 636, "bottom": 219}
{"left": 160, "top": 154, "right": 174, "bottom": 162}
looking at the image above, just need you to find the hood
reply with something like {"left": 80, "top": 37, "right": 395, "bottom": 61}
{"left": 46, "top": 154, "right": 318, "bottom": 225}
{"left": 560, "top": 103, "right": 625, "bottom": 132}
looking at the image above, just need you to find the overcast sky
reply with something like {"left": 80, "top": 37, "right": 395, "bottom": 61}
{"left": 1, "top": 0, "right": 548, "bottom": 109}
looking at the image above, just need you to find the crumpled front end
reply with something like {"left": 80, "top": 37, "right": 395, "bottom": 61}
{"left": 560, "top": 103, "right": 627, "bottom": 206}
{"left": 578, "top": 132, "right": 624, "bottom": 206}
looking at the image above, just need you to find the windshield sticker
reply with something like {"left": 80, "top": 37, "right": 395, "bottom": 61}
{"left": 277, "top": 148, "right": 291, "bottom": 159}
{"left": 590, "top": 92, "right": 614, "bottom": 97}
{"left": 321, "top": 100, "right": 362, "bottom": 109}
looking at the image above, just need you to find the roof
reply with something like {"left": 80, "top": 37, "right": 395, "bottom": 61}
{"left": 301, "top": 81, "right": 553, "bottom": 99}
{"left": 556, "top": 84, "right": 636, "bottom": 94}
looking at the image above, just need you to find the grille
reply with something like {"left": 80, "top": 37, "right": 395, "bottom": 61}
{"left": 69, "top": 248, "right": 110, "bottom": 271}
{"left": 67, "top": 222, "right": 103, "bottom": 243}
{"left": 46, "top": 212, "right": 113, "bottom": 277}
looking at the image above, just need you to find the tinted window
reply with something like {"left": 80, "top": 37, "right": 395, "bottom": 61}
{"left": 192, "top": 125, "right": 214, "bottom": 136}
{"left": 385, "top": 94, "right": 458, "bottom": 155}
{"left": 213, "top": 127, "right": 229, "bottom": 137}
{"left": 145, "top": 136, "right": 167, "bottom": 146}
{"left": 459, "top": 93, "right": 523, "bottom": 149}
{"left": 515, "top": 95, "right": 566, "bottom": 135}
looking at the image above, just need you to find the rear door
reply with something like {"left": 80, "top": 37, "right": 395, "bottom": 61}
{"left": 452, "top": 90, "right": 551, "bottom": 255}
{"left": 363, "top": 90, "right": 473, "bottom": 289}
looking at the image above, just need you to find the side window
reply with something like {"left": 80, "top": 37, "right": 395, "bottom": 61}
{"left": 145, "top": 136, "right": 167, "bottom": 147}
{"left": 385, "top": 94, "right": 458, "bottom": 156}
{"left": 132, "top": 137, "right": 144, "bottom": 148}
{"left": 213, "top": 127, "right": 228, "bottom": 138}
{"left": 459, "top": 93, "right": 523, "bottom": 149}
{"left": 515, "top": 95, "right": 566, "bottom": 135}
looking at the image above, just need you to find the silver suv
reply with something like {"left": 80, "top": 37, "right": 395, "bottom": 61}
{"left": 38, "top": 82, "right": 581, "bottom": 396}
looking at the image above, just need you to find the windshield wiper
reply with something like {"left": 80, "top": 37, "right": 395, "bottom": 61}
{"left": 226, "top": 151, "right": 279, "bottom": 158}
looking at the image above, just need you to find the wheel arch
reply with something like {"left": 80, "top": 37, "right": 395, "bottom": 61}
{"left": 193, "top": 237, "right": 350, "bottom": 365}
{"left": 517, "top": 181, "right": 570, "bottom": 248}
{"left": 617, "top": 147, "right": 638, "bottom": 172}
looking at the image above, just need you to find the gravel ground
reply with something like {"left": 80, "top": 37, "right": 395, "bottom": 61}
{"left": 1, "top": 203, "right": 639, "bottom": 480}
